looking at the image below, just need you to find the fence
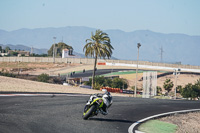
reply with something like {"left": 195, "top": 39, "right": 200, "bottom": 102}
{"left": 0, "top": 57, "right": 200, "bottom": 70}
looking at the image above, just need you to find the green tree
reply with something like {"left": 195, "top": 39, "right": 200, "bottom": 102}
{"left": 180, "top": 83, "right": 191, "bottom": 98}
{"left": 163, "top": 79, "right": 174, "bottom": 93}
{"left": 194, "top": 78, "right": 200, "bottom": 97}
{"left": 176, "top": 85, "right": 182, "bottom": 93}
{"left": 21, "top": 54, "right": 25, "bottom": 57}
{"left": 104, "top": 78, "right": 112, "bottom": 87}
{"left": 5, "top": 46, "right": 11, "bottom": 53}
{"left": 181, "top": 84, "right": 194, "bottom": 99}
{"left": 84, "top": 76, "right": 127, "bottom": 90}
{"left": 48, "top": 42, "right": 73, "bottom": 56}
{"left": 111, "top": 78, "right": 128, "bottom": 89}
{"left": 0, "top": 46, "right": 2, "bottom": 52}
{"left": 195, "top": 78, "right": 200, "bottom": 88}
{"left": 156, "top": 86, "right": 162, "bottom": 95}
{"left": 84, "top": 76, "right": 105, "bottom": 90}
{"left": 180, "top": 79, "right": 200, "bottom": 100}
{"left": 9, "top": 51, "right": 18, "bottom": 56}
{"left": 83, "top": 29, "right": 114, "bottom": 88}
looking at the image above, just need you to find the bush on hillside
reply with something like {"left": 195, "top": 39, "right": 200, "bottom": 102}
{"left": 180, "top": 79, "right": 200, "bottom": 100}
{"left": 37, "top": 73, "right": 50, "bottom": 83}
{"left": 84, "top": 76, "right": 128, "bottom": 90}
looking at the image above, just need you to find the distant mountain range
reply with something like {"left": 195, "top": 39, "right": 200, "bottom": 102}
{"left": 0, "top": 44, "right": 47, "bottom": 55}
{"left": 0, "top": 26, "right": 199, "bottom": 66}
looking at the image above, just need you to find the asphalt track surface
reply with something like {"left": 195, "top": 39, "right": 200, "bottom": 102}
{"left": 1, "top": 95, "right": 200, "bottom": 133}
{"left": 69, "top": 69, "right": 135, "bottom": 78}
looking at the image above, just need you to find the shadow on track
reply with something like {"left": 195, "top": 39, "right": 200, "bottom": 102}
{"left": 89, "top": 118, "right": 135, "bottom": 123}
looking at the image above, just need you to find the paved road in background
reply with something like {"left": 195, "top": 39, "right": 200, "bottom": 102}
{"left": 69, "top": 69, "right": 136, "bottom": 78}
{"left": 0, "top": 95, "right": 200, "bottom": 133}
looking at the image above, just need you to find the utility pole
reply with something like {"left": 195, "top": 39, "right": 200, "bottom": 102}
{"left": 61, "top": 36, "right": 63, "bottom": 42}
{"left": 55, "top": 47, "right": 57, "bottom": 58}
{"left": 111, "top": 60, "right": 114, "bottom": 79}
{"left": 160, "top": 46, "right": 164, "bottom": 63}
{"left": 174, "top": 68, "right": 181, "bottom": 99}
{"left": 53, "top": 37, "right": 56, "bottom": 63}
{"left": 135, "top": 43, "right": 141, "bottom": 97}
{"left": 31, "top": 46, "right": 34, "bottom": 55}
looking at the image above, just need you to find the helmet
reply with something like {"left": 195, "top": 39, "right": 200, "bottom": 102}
{"left": 102, "top": 92, "right": 112, "bottom": 107}
{"left": 102, "top": 89, "right": 107, "bottom": 92}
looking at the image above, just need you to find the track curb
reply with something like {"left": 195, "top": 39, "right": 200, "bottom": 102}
{"left": 128, "top": 108, "right": 200, "bottom": 133}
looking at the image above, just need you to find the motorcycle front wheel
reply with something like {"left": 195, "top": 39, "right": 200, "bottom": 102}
{"left": 82, "top": 105, "right": 96, "bottom": 120}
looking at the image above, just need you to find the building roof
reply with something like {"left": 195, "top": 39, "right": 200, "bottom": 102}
{"left": 63, "top": 49, "right": 69, "bottom": 51}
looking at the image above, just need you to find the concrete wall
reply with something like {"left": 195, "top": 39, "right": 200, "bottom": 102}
{"left": 0, "top": 57, "right": 200, "bottom": 70}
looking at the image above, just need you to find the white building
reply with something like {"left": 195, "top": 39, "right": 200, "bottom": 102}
{"left": 62, "top": 48, "right": 75, "bottom": 58}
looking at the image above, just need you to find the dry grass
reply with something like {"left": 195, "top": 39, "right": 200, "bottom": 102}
{"left": 160, "top": 112, "right": 200, "bottom": 133}
{"left": 0, "top": 76, "right": 130, "bottom": 97}
{"left": 0, "top": 62, "right": 64, "bottom": 69}
{"left": 0, "top": 62, "right": 68, "bottom": 73}
{"left": 157, "top": 74, "right": 200, "bottom": 92}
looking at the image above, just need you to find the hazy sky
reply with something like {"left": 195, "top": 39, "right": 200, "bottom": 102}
{"left": 0, "top": 0, "right": 200, "bottom": 35}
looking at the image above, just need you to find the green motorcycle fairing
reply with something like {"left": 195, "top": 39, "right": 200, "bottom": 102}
{"left": 90, "top": 98, "right": 104, "bottom": 108}
{"left": 83, "top": 98, "right": 104, "bottom": 116}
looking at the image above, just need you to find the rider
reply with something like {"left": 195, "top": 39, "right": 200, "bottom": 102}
{"left": 86, "top": 89, "right": 112, "bottom": 115}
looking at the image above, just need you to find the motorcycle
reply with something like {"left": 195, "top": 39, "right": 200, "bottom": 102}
{"left": 82, "top": 91, "right": 112, "bottom": 120}
{"left": 82, "top": 96, "right": 104, "bottom": 120}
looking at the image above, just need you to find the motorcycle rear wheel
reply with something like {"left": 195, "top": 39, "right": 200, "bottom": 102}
{"left": 82, "top": 105, "right": 96, "bottom": 120}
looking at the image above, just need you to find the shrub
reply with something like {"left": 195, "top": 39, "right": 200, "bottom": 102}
{"left": 84, "top": 76, "right": 128, "bottom": 90}
{"left": 111, "top": 78, "right": 128, "bottom": 89}
{"left": 163, "top": 79, "right": 174, "bottom": 93}
{"left": 156, "top": 86, "right": 162, "bottom": 95}
{"left": 131, "top": 86, "right": 135, "bottom": 90}
{"left": 0, "top": 70, "right": 16, "bottom": 78}
{"left": 176, "top": 85, "right": 182, "bottom": 93}
{"left": 104, "top": 78, "right": 112, "bottom": 87}
{"left": 52, "top": 77, "right": 62, "bottom": 84}
{"left": 84, "top": 78, "right": 92, "bottom": 86}
{"left": 180, "top": 82, "right": 200, "bottom": 100}
{"left": 37, "top": 73, "right": 49, "bottom": 83}
{"left": 93, "top": 82, "right": 103, "bottom": 90}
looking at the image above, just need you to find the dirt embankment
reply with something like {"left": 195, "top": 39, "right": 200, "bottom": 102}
{"left": 160, "top": 112, "right": 200, "bottom": 133}
{"left": 0, "top": 62, "right": 81, "bottom": 75}
{"left": 120, "top": 72, "right": 200, "bottom": 91}
{"left": 0, "top": 76, "right": 129, "bottom": 97}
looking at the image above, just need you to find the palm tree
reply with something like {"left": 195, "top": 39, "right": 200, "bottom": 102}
{"left": 83, "top": 29, "right": 114, "bottom": 89}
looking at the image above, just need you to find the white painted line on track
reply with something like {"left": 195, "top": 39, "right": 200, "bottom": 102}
{"left": 0, "top": 94, "right": 17, "bottom": 97}
{"left": 0, "top": 93, "right": 89, "bottom": 97}
{"left": 128, "top": 108, "right": 200, "bottom": 133}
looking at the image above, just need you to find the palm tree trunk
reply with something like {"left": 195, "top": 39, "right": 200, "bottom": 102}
{"left": 92, "top": 54, "right": 98, "bottom": 89}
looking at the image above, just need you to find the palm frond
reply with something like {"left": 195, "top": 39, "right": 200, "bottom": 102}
{"left": 83, "top": 29, "right": 113, "bottom": 59}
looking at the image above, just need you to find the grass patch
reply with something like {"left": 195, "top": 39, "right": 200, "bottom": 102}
{"left": 102, "top": 70, "right": 144, "bottom": 76}
{"left": 153, "top": 96, "right": 171, "bottom": 99}
{"left": 138, "top": 120, "right": 177, "bottom": 133}
{"left": 102, "top": 70, "right": 167, "bottom": 77}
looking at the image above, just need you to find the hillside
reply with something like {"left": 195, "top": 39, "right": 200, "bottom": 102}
{"left": 0, "top": 26, "right": 199, "bottom": 66}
